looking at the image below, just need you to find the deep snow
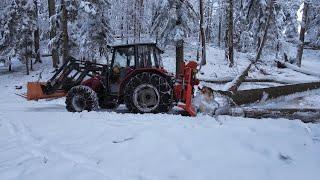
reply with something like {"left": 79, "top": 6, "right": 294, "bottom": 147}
{"left": 0, "top": 46, "right": 320, "bottom": 180}
{"left": 1, "top": 112, "right": 320, "bottom": 180}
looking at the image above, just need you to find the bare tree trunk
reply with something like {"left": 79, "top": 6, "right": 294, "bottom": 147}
{"left": 296, "top": 2, "right": 309, "bottom": 67}
{"left": 61, "top": 0, "right": 69, "bottom": 63}
{"left": 26, "top": 57, "right": 29, "bottom": 75}
{"left": 48, "top": 0, "right": 59, "bottom": 68}
{"left": 199, "top": 0, "right": 207, "bottom": 65}
{"left": 8, "top": 57, "right": 12, "bottom": 72}
{"left": 276, "top": 34, "right": 280, "bottom": 59}
{"left": 30, "top": 59, "right": 33, "bottom": 71}
{"left": 33, "top": 0, "right": 41, "bottom": 64}
{"left": 133, "top": 0, "right": 143, "bottom": 43}
{"left": 139, "top": 0, "right": 144, "bottom": 41}
{"left": 196, "top": 33, "right": 200, "bottom": 62}
{"left": 176, "top": 39, "right": 184, "bottom": 78}
{"left": 225, "top": 0, "right": 234, "bottom": 67}
{"left": 218, "top": 0, "right": 222, "bottom": 47}
{"left": 133, "top": 0, "right": 137, "bottom": 43}
{"left": 218, "top": 17, "right": 222, "bottom": 47}
{"left": 246, "top": 0, "right": 254, "bottom": 20}
{"left": 176, "top": 0, "right": 184, "bottom": 78}
{"left": 120, "top": 0, "right": 125, "bottom": 41}
{"left": 205, "top": 0, "right": 213, "bottom": 43}
{"left": 255, "top": 1, "right": 273, "bottom": 62}
{"left": 121, "top": 15, "right": 124, "bottom": 40}
{"left": 126, "top": 2, "right": 129, "bottom": 44}
{"left": 25, "top": 42, "right": 29, "bottom": 75}
{"left": 224, "top": 22, "right": 228, "bottom": 59}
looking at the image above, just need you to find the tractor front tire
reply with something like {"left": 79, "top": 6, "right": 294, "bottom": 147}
{"left": 124, "top": 72, "right": 173, "bottom": 114}
{"left": 66, "top": 85, "right": 99, "bottom": 112}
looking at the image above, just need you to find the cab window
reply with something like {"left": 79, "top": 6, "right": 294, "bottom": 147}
{"left": 136, "top": 45, "right": 160, "bottom": 68}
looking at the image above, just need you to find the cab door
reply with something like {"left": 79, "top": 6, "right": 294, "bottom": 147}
{"left": 109, "top": 47, "right": 135, "bottom": 94}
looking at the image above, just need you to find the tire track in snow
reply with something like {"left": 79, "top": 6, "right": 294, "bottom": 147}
{"left": 2, "top": 116, "right": 111, "bottom": 179}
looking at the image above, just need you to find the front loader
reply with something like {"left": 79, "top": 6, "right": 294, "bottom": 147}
{"left": 23, "top": 43, "right": 199, "bottom": 116}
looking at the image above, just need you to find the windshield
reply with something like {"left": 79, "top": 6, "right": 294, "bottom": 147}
{"left": 113, "top": 47, "right": 134, "bottom": 67}
{"left": 112, "top": 45, "right": 162, "bottom": 68}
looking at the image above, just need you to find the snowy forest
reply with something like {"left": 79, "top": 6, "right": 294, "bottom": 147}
{"left": 0, "top": 1, "right": 320, "bottom": 180}
{"left": 0, "top": 0, "right": 319, "bottom": 71}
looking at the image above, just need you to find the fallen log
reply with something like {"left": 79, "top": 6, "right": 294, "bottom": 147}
{"left": 225, "top": 61, "right": 253, "bottom": 92}
{"left": 214, "top": 81, "right": 320, "bottom": 106}
{"left": 276, "top": 61, "right": 320, "bottom": 78}
{"left": 304, "top": 46, "right": 320, "bottom": 50}
{"left": 235, "top": 107, "right": 320, "bottom": 123}
{"left": 199, "top": 76, "right": 235, "bottom": 83}
{"left": 199, "top": 77, "right": 290, "bottom": 84}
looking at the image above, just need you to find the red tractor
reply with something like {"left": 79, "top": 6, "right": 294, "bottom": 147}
{"left": 25, "top": 43, "right": 199, "bottom": 116}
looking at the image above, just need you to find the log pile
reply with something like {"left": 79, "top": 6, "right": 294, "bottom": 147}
{"left": 206, "top": 82, "right": 320, "bottom": 122}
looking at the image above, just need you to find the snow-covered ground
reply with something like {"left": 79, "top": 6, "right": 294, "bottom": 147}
{"left": 1, "top": 112, "right": 320, "bottom": 180}
{"left": 0, "top": 47, "right": 320, "bottom": 180}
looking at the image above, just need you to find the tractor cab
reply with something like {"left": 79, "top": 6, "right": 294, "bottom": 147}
{"left": 107, "top": 43, "right": 165, "bottom": 93}
{"left": 108, "top": 43, "right": 163, "bottom": 69}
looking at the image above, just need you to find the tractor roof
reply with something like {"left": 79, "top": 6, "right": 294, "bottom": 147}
{"left": 107, "top": 43, "right": 164, "bottom": 53}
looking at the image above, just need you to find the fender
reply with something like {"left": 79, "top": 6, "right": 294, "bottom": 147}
{"left": 81, "top": 76, "right": 104, "bottom": 93}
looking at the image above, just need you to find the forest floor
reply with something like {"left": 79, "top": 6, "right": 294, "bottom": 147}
{"left": 0, "top": 46, "right": 320, "bottom": 180}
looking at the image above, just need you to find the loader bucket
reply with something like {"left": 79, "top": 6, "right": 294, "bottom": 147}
{"left": 26, "top": 82, "right": 66, "bottom": 101}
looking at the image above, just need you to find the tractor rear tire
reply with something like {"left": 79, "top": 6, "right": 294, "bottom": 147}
{"left": 124, "top": 72, "right": 173, "bottom": 114}
{"left": 66, "top": 85, "right": 99, "bottom": 112}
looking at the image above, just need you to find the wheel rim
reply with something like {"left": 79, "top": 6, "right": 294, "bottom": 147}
{"left": 133, "top": 84, "right": 160, "bottom": 112}
{"left": 72, "top": 95, "right": 86, "bottom": 112}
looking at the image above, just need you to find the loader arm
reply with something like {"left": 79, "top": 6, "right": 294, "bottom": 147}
{"left": 26, "top": 57, "right": 109, "bottom": 100}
